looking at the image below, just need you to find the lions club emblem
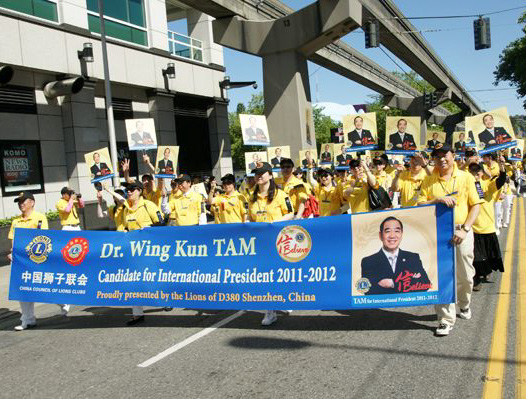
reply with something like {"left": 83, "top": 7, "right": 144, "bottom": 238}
{"left": 355, "top": 278, "right": 371, "bottom": 294}
{"left": 61, "top": 237, "right": 89, "bottom": 266}
{"left": 276, "top": 225, "right": 312, "bottom": 263}
{"left": 25, "top": 236, "right": 52, "bottom": 264}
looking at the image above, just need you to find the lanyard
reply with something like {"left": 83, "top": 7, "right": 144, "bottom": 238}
{"left": 438, "top": 175, "right": 457, "bottom": 196}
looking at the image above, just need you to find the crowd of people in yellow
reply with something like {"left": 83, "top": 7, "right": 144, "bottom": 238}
{"left": 7, "top": 144, "right": 524, "bottom": 335}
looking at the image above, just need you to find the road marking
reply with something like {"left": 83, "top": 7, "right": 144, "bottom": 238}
{"left": 482, "top": 200, "right": 517, "bottom": 399}
{"left": 517, "top": 200, "right": 526, "bottom": 399}
{"left": 137, "top": 311, "right": 245, "bottom": 368}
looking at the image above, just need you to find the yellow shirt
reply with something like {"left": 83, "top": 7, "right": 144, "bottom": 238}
{"left": 397, "top": 169, "right": 426, "bottom": 207}
{"left": 239, "top": 181, "right": 255, "bottom": 200}
{"left": 418, "top": 164, "right": 484, "bottom": 225}
{"left": 483, "top": 162, "right": 499, "bottom": 180}
{"left": 304, "top": 182, "right": 314, "bottom": 196}
{"left": 168, "top": 190, "right": 202, "bottom": 226}
{"left": 385, "top": 165, "right": 397, "bottom": 179}
{"left": 143, "top": 187, "right": 162, "bottom": 208}
{"left": 374, "top": 170, "right": 392, "bottom": 191}
{"left": 168, "top": 188, "right": 181, "bottom": 202}
{"left": 248, "top": 189, "right": 293, "bottom": 222}
{"left": 473, "top": 178, "right": 501, "bottom": 234}
{"left": 343, "top": 176, "right": 376, "bottom": 213}
{"left": 123, "top": 198, "right": 163, "bottom": 231}
{"left": 108, "top": 204, "right": 127, "bottom": 232}
{"left": 314, "top": 184, "right": 341, "bottom": 217}
{"left": 56, "top": 198, "right": 80, "bottom": 225}
{"left": 211, "top": 191, "right": 247, "bottom": 224}
{"left": 275, "top": 176, "right": 309, "bottom": 213}
{"left": 9, "top": 211, "right": 48, "bottom": 240}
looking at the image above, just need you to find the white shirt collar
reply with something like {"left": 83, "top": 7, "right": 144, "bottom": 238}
{"left": 398, "top": 131, "right": 405, "bottom": 137}
{"left": 488, "top": 128, "right": 495, "bottom": 134}
{"left": 381, "top": 247, "right": 400, "bottom": 272}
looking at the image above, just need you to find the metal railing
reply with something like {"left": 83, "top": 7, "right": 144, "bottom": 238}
{"left": 168, "top": 30, "right": 203, "bottom": 62}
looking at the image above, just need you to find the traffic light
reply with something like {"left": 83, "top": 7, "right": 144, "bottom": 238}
{"left": 474, "top": 17, "right": 491, "bottom": 50}
{"left": 364, "top": 20, "right": 379, "bottom": 48}
{"left": 423, "top": 92, "right": 431, "bottom": 108}
{"left": 431, "top": 92, "right": 437, "bottom": 107}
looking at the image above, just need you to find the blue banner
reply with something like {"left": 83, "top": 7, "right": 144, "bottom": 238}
{"left": 9, "top": 205, "right": 456, "bottom": 310}
{"left": 478, "top": 140, "right": 517, "bottom": 155}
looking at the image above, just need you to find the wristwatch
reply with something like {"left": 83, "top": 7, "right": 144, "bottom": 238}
{"left": 461, "top": 224, "right": 471, "bottom": 233}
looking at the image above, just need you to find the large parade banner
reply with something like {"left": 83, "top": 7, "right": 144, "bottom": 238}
{"left": 9, "top": 205, "right": 455, "bottom": 310}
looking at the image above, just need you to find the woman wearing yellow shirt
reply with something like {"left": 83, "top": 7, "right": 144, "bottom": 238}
{"left": 96, "top": 187, "right": 127, "bottom": 231}
{"left": 467, "top": 159, "right": 506, "bottom": 290}
{"left": 343, "top": 159, "right": 378, "bottom": 213}
{"left": 208, "top": 174, "right": 247, "bottom": 224}
{"left": 391, "top": 153, "right": 432, "bottom": 207}
{"left": 248, "top": 162, "right": 294, "bottom": 326}
{"left": 372, "top": 156, "right": 392, "bottom": 192}
{"left": 307, "top": 168, "right": 341, "bottom": 216}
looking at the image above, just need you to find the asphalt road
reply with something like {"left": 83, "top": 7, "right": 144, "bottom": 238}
{"left": 0, "top": 199, "right": 524, "bottom": 399}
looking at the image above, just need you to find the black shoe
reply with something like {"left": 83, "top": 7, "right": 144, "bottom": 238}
{"left": 126, "top": 316, "right": 145, "bottom": 326}
{"left": 473, "top": 283, "right": 482, "bottom": 292}
{"left": 163, "top": 307, "right": 173, "bottom": 312}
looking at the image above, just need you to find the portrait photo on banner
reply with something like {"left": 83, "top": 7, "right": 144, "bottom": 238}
{"left": 154, "top": 146, "right": 179, "bottom": 177}
{"left": 267, "top": 146, "right": 291, "bottom": 169}
{"left": 466, "top": 107, "right": 516, "bottom": 154}
{"left": 245, "top": 151, "right": 268, "bottom": 174}
{"left": 351, "top": 206, "right": 438, "bottom": 297}
{"left": 452, "top": 131, "right": 476, "bottom": 153}
{"left": 425, "top": 131, "right": 446, "bottom": 151}
{"left": 239, "top": 114, "right": 270, "bottom": 146}
{"left": 343, "top": 112, "right": 378, "bottom": 151}
{"left": 125, "top": 118, "right": 157, "bottom": 151}
{"left": 319, "top": 143, "right": 335, "bottom": 165}
{"left": 508, "top": 138, "right": 524, "bottom": 161}
{"left": 385, "top": 116, "right": 421, "bottom": 154}
{"left": 298, "top": 148, "right": 318, "bottom": 169}
{"left": 334, "top": 143, "right": 352, "bottom": 168}
{"left": 84, "top": 147, "right": 114, "bottom": 183}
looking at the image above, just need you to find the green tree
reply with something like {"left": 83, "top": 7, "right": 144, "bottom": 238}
{"left": 229, "top": 93, "right": 265, "bottom": 171}
{"left": 494, "top": 12, "right": 526, "bottom": 110}
{"left": 313, "top": 104, "right": 340, "bottom": 153}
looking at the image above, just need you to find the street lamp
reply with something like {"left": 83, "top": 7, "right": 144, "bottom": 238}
{"left": 219, "top": 76, "right": 257, "bottom": 99}
{"left": 77, "top": 43, "right": 94, "bottom": 62}
{"left": 162, "top": 63, "right": 176, "bottom": 79}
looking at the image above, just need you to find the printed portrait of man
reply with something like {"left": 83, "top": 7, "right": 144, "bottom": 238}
{"left": 336, "top": 144, "right": 351, "bottom": 166}
{"left": 389, "top": 119, "right": 417, "bottom": 151}
{"left": 510, "top": 147, "right": 522, "bottom": 159}
{"left": 271, "top": 147, "right": 283, "bottom": 168}
{"left": 360, "top": 216, "right": 431, "bottom": 295}
{"left": 454, "top": 132, "right": 468, "bottom": 152}
{"left": 478, "top": 114, "right": 513, "bottom": 148}
{"left": 320, "top": 144, "right": 332, "bottom": 163}
{"left": 90, "top": 152, "right": 110, "bottom": 178}
{"left": 248, "top": 153, "right": 263, "bottom": 170}
{"left": 130, "top": 120, "right": 155, "bottom": 148}
{"left": 157, "top": 147, "right": 174, "bottom": 174}
{"left": 347, "top": 116, "right": 375, "bottom": 147}
{"left": 302, "top": 150, "right": 317, "bottom": 168}
{"left": 244, "top": 116, "right": 268, "bottom": 143}
{"left": 427, "top": 132, "right": 442, "bottom": 150}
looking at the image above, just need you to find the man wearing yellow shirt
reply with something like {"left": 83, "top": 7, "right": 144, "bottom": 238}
{"left": 275, "top": 158, "right": 308, "bottom": 219}
{"left": 141, "top": 174, "right": 162, "bottom": 208}
{"left": 482, "top": 153, "right": 499, "bottom": 180}
{"left": 9, "top": 191, "right": 69, "bottom": 330}
{"left": 56, "top": 187, "right": 85, "bottom": 230}
{"left": 163, "top": 174, "right": 204, "bottom": 226}
{"left": 96, "top": 187, "right": 127, "bottom": 231}
{"left": 468, "top": 159, "right": 506, "bottom": 291}
{"left": 418, "top": 144, "right": 483, "bottom": 336}
{"left": 391, "top": 153, "right": 432, "bottom": 207}
{"left": 343, "top": 159, "right": 378, "bottom": 213}
{"left": 123, "top": 181, "right": 164, "bottom": 325}
{"left": 208, "top": 174, "right": 247, "bottom": 224}
{"left": 306, "top": 168, "right": 341, "bottom": 216}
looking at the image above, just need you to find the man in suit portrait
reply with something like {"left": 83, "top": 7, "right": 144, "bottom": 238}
{"left": 478, "top": 114, "right": 513, "bottom": 149}
{"left": 347, "top": 116, "right": 375, "bottom": 147}
{"left": 244, "top": 116, "right": 268, "bottom": 143}
{"left": 427, "top": 132, "right": 442, "bottom": 150}
{"left": 130, "top": 120, "right": 155, "bottom": 148}
{"left": 389, "top": 119, "right": 417, "bottom": 151}
{"left": 90, "top": 152, "right": 110, "bottom": 178}
{"left": 454, "top": 132, "right": 468, "bottom": 152}
{"left": 320, "top": 144, "right": 332, "bottom": 163}
{"left": 270, "top": 148, "right": 283, "bottom": 168}
{"left": 302, "top": 150, "right": 317, "bottom": 168}
{"left": 157, "top": 147, "right": 174, "bottom": 174}
{"left": 248, "top": 153, "right": 262, "bottom": 170}
{"left": 336, "top": 145, "right": 351, "bottom": 166}
{"left": 360, "top": 216, "right": 431, "bottom": 295}
{"left": 510, "top": 147, "right": 522, "bottom": 159}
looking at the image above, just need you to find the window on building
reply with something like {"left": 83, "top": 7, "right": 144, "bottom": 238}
{"left": 86, "top": 0, "right": 147, "bottom": 46}
{"left": 0, "top": 0, "right": 58, "bottom": 22}
{"left": 111, "top": 98, "right": 133, "bottom": 120}
{"left": 0, "top": 141, "right": 45, "bottom": 196}
{"left": 0, "top": 85, "right": 37, "bottom": 114}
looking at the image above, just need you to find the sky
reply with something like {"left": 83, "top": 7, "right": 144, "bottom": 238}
{"left": 169, "top": 1, "right": 526, "bottom": 120}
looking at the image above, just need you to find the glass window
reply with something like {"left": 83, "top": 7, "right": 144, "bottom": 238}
{"left": 86, "top": 0, "right": 145, "bottom": 27}
{"left": 128, "top": 0, "right": 144, "bottom": 27}
{"left": 0, "top": 141, "right": 44, "bottom": 196}
{"left": 104, "top": 0, "right": 127, "bottom": 21}
{"left": 0, "top": 0, "right": 58, "bottom": 22}
{"left": 88, "top": 14, "right": 147, "bottom": 46}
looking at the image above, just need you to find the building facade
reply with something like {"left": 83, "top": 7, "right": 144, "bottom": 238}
{"left": 0, "top": 0, "right": 232, "bottom": 219}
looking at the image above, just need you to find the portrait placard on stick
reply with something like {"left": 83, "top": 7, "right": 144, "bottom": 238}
{"left": 84, "top": 147, "right": 114, "bottom": 184}
{"left": 267, "top": 146, "right": 290, "bottom": 171}
{"left": 452, "top": 131, "right": 476, "bottom": 153}
{"left": 239, "top": 114, "right": 270, "bottom": 146}
{"left": 154, "top": 146, "right": 179, "bottom": 178}
{"left": 466, "top": 107, "right": 516, "bottom": 154}
{"left": 319, "top": 143, "right": 334, "bottom": 165}
{"left": 508, "top": 139, "right": 524, "bottom": 161}
{"left": 385, "top": 116, "right": 421, "bottom": 155}
{"left": 125, "top": 118, "right": 157, "bottom": 151}
{"left": 245, "top": 151, "right": 268, "bottom": 175}
{"left": 298, "top": 149, "right": 318, "bottom": 169}
{"left": 343, "top": 112, "right": 378, "bottom": 152}
{"left": 425, "top": 131, "right": 446, "bottom": 152}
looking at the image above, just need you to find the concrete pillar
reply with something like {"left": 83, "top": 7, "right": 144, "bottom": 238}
{"left": 58, "top": 0, "right": 89, "bottom": 31}
{"left": 61, "top": 80, "right": 100, "bottom": 202}
{"left": 145, "top": 0, "right": 169, "bottom": 52}
{"left": 263, "top": 51, "right": 315, "bottom": 158}
{"left": 187, "top": 10, "right": 224, "bottom": 66}
{"left": 208, "top": 99, "right": 233, "bottom": 178}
